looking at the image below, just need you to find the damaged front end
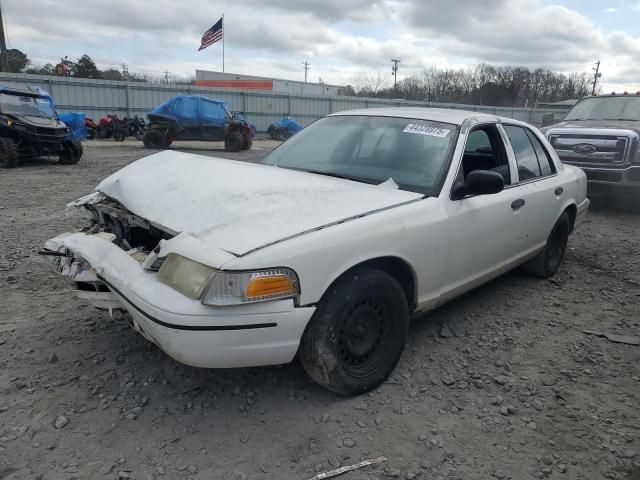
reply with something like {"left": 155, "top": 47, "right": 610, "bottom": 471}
{"left": 41, "top": 192, "right": 178, "bottom": 316}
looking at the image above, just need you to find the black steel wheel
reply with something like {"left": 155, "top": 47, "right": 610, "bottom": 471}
{"left": 300, "top": 268, "right": 409, "bottom": 396}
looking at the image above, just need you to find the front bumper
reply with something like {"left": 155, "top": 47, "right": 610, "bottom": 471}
{"left": 570, "top": 164, "right": 640, "bottom": 197}
{"left": 43, "top": 232, "right": 315, "bottom": 368}
{"left": 575, "top": 198, "right": 590, "bottom": 229}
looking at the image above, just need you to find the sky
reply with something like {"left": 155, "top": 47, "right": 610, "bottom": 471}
{"left": 3, "top": 0, "right": 640, "bottom": 92}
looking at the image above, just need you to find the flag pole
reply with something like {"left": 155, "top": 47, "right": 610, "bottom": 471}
{"left": 222, "top": 14, "right": 225, "bottom": 73}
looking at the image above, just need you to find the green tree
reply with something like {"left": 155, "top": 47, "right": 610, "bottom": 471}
{"left": 7, "top": 49, "right": 30, "bottom": 72}
{"left": 73, "top": 54, "right": 102, "bottom": 79}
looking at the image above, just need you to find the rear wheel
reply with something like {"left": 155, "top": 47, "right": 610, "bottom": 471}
{"left": 300, "top": 268, "right": 409, "bottom": 396}
{"left": 523, "top": 211, "right": 570, "bottom": 278}
{"left": 113, "top": 130, "right": 126, "bottom": 142}
{"left": 225, "top": 130, "right": 243, "bottom": 152}
{"left": 58, "top": 140, "right": 83, "bottom": 165}
{"left": 143, "top": 130, "right": 167, "bottom": 149}
{"left": 0, "top": 137, "right": 18, "bottom": 168}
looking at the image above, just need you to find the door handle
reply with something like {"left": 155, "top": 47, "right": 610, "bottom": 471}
{"left": 555, "top": 187, "right": 564, "bottom": 196}
{"left": 511, "top": 199, "right": 525, "bottom": 210}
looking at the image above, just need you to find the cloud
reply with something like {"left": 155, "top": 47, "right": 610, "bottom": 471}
{"left": 3, "top": 0, "right": 640, "bottom": 91}
{"left": 605, "top": 7, "right": 618, "bottom": 12}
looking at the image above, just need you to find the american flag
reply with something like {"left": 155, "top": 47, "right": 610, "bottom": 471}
{"left": 198, "top": 17, "right": 223, "bottom": 51}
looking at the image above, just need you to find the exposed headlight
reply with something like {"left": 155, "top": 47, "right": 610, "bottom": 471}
{"left": 202, "top": 268, "right": 299, "bottom": 306}
{"left": 157, "top": 253, "right": 216, "bottom": 299}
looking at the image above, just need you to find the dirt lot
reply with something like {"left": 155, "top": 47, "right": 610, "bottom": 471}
{"left": 1, "top": 139, "right": 639, "bottom": 480}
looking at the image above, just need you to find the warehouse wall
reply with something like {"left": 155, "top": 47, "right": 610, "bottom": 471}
{"left": 0, "top": 73, "right": 570, "bottom": 132}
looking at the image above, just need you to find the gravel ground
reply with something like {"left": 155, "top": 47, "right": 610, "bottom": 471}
{"left": 0, "top": 140, "right": 639, "bottom": 480}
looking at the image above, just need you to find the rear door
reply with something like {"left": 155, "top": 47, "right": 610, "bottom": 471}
{"left": 201, "top": 99, "right": 228, "bottom": 141}
{"left": 501, "top": 124, "right": 565, "bottom": 252}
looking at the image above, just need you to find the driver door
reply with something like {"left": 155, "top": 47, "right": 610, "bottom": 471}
{"left": 439, "top": 124, "right": 529, "bottom": 302}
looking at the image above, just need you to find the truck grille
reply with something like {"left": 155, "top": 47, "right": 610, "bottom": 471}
{"left": 548, "top": 134, "right": 629, "bottom": 164}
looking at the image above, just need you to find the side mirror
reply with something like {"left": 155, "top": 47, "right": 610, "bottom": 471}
{"left": 452, "top": 170, "right": 505, "bottom": 199}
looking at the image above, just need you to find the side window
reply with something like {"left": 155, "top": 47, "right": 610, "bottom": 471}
{"left": 465, "top": 130, "right": 492, "bottom": 154}
{"left": 525, "top": 129, "right": 556, "bottom": 176}
{"left": 460, "top": 125, "right": 511, "bottom": 186}
{"left": 503, "top": 125, "right": 542, "bottom": 181}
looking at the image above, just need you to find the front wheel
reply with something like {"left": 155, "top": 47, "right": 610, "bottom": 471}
{"left": 113, "top": 130, "right": 125, "bottom": 142}
{"left": 224, "top": 130, "right": 243, "bottom": 152}
{"left": 0, "top": 137, "right": 18, "bottom": 168}
{"left": 58, "top": 140, "right": 83, "bottom": 165}
{"left": 300, "top": 268, "right": 409, "bottom": 396}
{"left": 523, "top": 211, "right": 570, "bottom": 278}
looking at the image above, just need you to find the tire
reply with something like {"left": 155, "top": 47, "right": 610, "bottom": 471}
{"left": 242, "top": 134, "right": 252, "bottom": 150}
{"left": 225, "top": 130, "right": 243, "bottom": 152}
{"left": 523, "top": 211, "right": 570, "bottom": 278}
{"left": 58, "top": 140, "right": 83, "bottom": 165}
{"left": 113, "top": 130, "right": 125, "bottom": 142}
{"left": 143, "top": 130, "right": 167, "bottom": 149}
{"left": 300, "top": 268, "right": 409, "bottom": 396}
{"left": 0, "top": 137, "right": 18, "bottom": 168}
{"left": 134, "top": 130, "right": 145, "bottom": 141}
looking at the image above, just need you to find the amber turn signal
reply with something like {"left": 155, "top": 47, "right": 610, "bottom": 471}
{"left": 245, "top": 274, "right": 295, "bottom": 298}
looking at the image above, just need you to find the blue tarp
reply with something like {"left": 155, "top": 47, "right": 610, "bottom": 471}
{"left": 59, "top": 112, "right": 87, "bottom": 141}
{"left": 148, "top": 95, "right": 230, "bottom": 128}
{"left": 275, "top": 116, "right": 303, "bottom": 135}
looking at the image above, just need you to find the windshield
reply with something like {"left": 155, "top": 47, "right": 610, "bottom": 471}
{"left": 261, "top": 115, "right": 458, "bottom": 195}
{"left": 0, "top": 93, "right": 55, "bottom": 118}
{"left": 565, "top": 96, "right": 640, "bottom": 121}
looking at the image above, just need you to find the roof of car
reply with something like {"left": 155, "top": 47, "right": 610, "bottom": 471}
{"left": 0, "top": 84, "right": 53, "bottom": 99}
{"left": 329, "top": 107, "right": 521, "bottom": 126}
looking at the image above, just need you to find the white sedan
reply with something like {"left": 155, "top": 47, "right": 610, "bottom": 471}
{"left": 43, "top": 108, "right": 589, "bottom": 396}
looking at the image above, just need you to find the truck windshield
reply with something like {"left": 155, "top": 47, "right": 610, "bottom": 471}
{"left": 565, "top": 96, "right": 640, "bottom": 121}
{"left": 0, "top": 93, "right": 56, "bottom": 118}
{"left": 261, "top": 115, "right": 458, "bottom": 195}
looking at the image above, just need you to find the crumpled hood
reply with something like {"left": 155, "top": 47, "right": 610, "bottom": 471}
{"left": 96, "top": 151, "right": 423, "bottom": 256}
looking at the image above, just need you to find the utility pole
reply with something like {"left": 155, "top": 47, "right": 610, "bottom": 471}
{"left": 391, "top": 59, "right": 400, "bottom": 89}
{"left": 302, "top": 61, "right": 310, "bottom": 83}
{"left": 0, "top": 3, "right": 10, "bottom": 72}
{"left": 163, "top": 70, "right": 170, "bottom": 84}
{"left": 591, "top": 60, "right": 601, "bottom": 95}
{"left": 121, "top": 63, "right": 129, "bottom": 81}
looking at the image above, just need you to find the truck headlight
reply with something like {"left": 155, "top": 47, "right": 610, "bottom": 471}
{"left": 157, "top": 253, "right": 216, "bottom": 299}
{"left": 202, "top": 268, "right": 299, "bottom": 306}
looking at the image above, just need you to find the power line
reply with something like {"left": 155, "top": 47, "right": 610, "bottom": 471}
{"left": 591, "top": 60, "right": 601, "bottom": 95}
{"left": 302, "top": 61, "right": 310, "bottom": 83}
{"left": 391, "top": 59, "right": 401, "bottom": 89}
{"left": 0, "top": 1, "right": 9, "bottom": 72}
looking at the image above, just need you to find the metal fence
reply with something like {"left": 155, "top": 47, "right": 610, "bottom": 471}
{"left": 0, "top": 72, "right": 570, "bottom": 132}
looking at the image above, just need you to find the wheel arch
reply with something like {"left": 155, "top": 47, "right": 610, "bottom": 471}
{"left": 316, "top": 256, "right": 417, "bottom": 312}
{"left": 564, "top": 203, "right": 577, "bottom": 232}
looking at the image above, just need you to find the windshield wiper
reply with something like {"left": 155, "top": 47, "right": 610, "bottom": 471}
{"left": 286, "top": 167, "right": 374, "bottom": 184}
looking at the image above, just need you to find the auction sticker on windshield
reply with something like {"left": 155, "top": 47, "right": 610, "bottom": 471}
{"left": 403, "top": 123, "right": 450, "bottom": 137}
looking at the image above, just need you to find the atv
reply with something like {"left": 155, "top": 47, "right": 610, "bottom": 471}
{"left": 143, "top": 95, "right": 253, "bottom": 152}
{"left": 267, "top": 116, "right": 303, "bottom": 141}
{"left": 0, "top": 84, "right": 83, "bottom": 168}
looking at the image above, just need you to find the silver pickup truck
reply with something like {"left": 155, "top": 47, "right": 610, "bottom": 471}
{"left": 542, "top": 94, "right": 640, "bottom": 199}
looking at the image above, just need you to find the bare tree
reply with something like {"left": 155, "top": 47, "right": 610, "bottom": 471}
{"left": 351, "top": 71, "right": 388, "bottom": 95}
